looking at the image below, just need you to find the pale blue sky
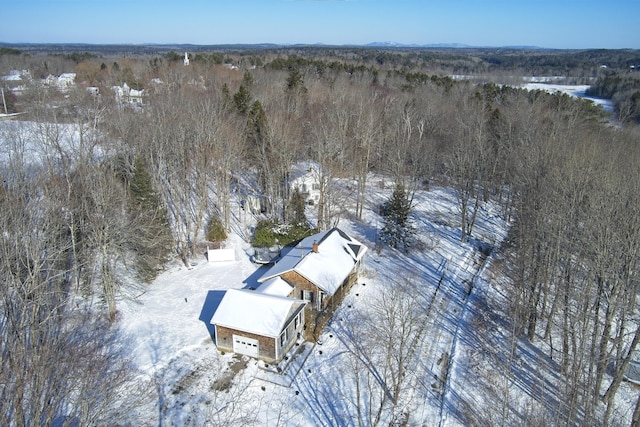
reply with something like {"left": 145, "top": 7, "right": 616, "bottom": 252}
{"left": 2, "top": 0, "right": 639, "bottom": 49}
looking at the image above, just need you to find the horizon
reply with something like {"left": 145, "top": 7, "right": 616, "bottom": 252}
{"left": 2, "top": 0, "right": 639, "bottom": 50}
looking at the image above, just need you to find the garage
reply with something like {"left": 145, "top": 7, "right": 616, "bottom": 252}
{"left": 232, "top": 334, "right": 259, "bottom": 358}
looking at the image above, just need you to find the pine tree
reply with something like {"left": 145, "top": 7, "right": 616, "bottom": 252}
{"left": 381, "top": 182, "right": 414, "bottom": 251}
{"left": 233, "top": 84, "right": 251, "bottom": 114}
{"left": 206, "top": 215, "right": 227, "bottom": 244}
{"left": 289, "top": 187, "right": 307, "bottom": 225}
{"left": 128, "top": 157, "right": 172, "bottom": 281}
{"left": 286, "top": 68, "right": 306, "bottom": 93}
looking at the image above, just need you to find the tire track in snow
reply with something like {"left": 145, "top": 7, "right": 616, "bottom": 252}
{"left": 437, "top": 248, "right": 490, "bottom": 427}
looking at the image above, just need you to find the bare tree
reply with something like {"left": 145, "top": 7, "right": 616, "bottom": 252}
{"left": 0, "top": 151, "right": 142, "bottom": 426}
{"left": 333, "top": 278, "right": 430, "bottom": 426}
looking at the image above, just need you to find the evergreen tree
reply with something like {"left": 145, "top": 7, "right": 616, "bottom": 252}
{"left": 286, "top": 68, "right": 306, "bottom": 93}
{"left": 206, "top": 215, "right": 227, "bottom": 244}
{"left": 242, "top": 70, "right": 254, "bottom": 88}
{"left": 381, "top": 182, "right": 414, "bottom": 251}
{"left": 233, "top": 84, "right": 251, "bottom": 114}
{"left": 221, "top": 83, "right": 231, "bottom": 109}
{"left": 128, "top": 157, "right": 172, "bottom": 281}
{"left": 289, "top": 187, "right": 307, "bottom": 225}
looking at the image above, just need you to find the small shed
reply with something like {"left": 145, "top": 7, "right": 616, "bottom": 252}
{"left": 210, "top": 289, "right": 306, "bottom": 363}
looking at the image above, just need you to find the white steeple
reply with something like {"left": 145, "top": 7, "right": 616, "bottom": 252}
{"left": 184, "top": 52, "right": 190, "bottom": 66}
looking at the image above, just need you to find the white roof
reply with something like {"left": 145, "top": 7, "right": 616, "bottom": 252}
{"left": 290, "top": 161, "right": 319, "bottom": 183}
{"left": 255, "top": 277, "right": 293, "bottom": 297}
{"left": 258, "top": 228, "right": 367, "bottom": 295}
{"left": 210, "top": 289, "right": 305, "bottom": 338}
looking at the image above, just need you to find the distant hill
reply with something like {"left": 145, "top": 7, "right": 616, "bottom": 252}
{"left": 366, "top": 41, "right": 472, "bottom": 48}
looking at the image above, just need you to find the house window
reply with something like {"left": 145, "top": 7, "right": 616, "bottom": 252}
{"left": 280, "top": 330, "right": 287, "bottom": 347}
{"left": 294, "top": 313, "right": 300, "bottom": 330}
{"left": 312, "top": 183, "right": 320, "bottom": 191}
{"left": 301, "top": 290, "right": 313, "bottom": 303}
{"left": 319, "top": 292, "right": 326, "bottom": 309}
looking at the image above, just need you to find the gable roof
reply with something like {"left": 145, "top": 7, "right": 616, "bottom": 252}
{"left": 255, "top": 277, "right": 294, "bottom": 297}
{"left": 258, "top": 228, "right": 367, "bottom": 296}
{"left": 210, "top": 289, "right": 305, "bottom": 338}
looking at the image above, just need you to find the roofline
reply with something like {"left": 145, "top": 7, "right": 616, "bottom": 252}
{"left": 212, "top": 300, "right": 307, "bottom": 338}
{"left": 257, "top": 227, "right": 365, "bottom": 290}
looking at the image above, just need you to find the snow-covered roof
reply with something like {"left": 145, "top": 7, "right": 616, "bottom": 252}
{"left": 255, "top": 277, "right": 293, "bottom": 297}
{"left": 258, "top": 228, "right": 367, "bottom": 295}
{"left": 2, "top": 70, "right": 30, "bottom": 81}
{"left": 289, "top": 161, "right": 319, "bottom": 183}
{"left": 210, "top": 289, "right": 305, "bottom": 338}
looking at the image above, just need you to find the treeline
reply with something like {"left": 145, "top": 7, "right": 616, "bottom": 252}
{"left": 1, "top": 49, "right": 640, "bottom": 425}
{"left": 4, "top": 44, "right": 639, "bottom": 77}
{"left": 587, "top": 71, "right": 640, "bottom": 123}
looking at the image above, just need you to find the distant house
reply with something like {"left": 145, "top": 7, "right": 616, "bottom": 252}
{"left": 210, "top": 285, "right": 306, "bottom": 363}
{"left": 44, "top": 73, "right": 76, "bottom": 92}
{"left": 86, "top": 86, "right": 100, "bottom": 96}
{"left": 112, "top": 83, "right": 145, "bottom": 106}
{"left": 257, "top": 227, "right": 367, "bottom": 340}
{"left": 289, "top": 162, "right": 322, "bottom": 205}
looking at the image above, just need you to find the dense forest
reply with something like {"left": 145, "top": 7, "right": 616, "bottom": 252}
{"left": 1, "top": 45, "right": 640, "bottom": 425}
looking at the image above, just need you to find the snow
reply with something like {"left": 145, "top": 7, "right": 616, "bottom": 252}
{"left": 0, "top": 120, "right": 102, "bottom": 168}
{"left": 521, "top": 82, "right": 615, "bottom": 112}
{"left": 117, "top": 239, "right": 258, "bottom": 372}
{"left": 109, "top": 174, "right": 635, "bottom": 425}
{"left": 258, "top": 228, "right": 366, "bottom": 295}
{"left": 211, "top": 289, "right": 305, "bottom": 338}
{"left": 255, "top": 277, "right": 294, "bottom": 297}
{"left": 114, "top": 179, "right": 519, "bottom": 425}
{"left": 1, "top": 70, "right": 30, "bottom": 81}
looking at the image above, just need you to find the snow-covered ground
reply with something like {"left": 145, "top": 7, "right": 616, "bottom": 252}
{"left": 116, "top": 177, "right": 518, "bottom": 426}
{"left": 3, "top": 115, "right": 633, "bottom": 425}
{"left": 521, "top": 82, "right": 615, "bottom": 112}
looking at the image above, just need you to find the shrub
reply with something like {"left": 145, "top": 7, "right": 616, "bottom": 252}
{"left": 253, "top": 218, "right": 314, "bottom": 248}
{"left": 206, "top": 216, "right": 227, "bottom": 243}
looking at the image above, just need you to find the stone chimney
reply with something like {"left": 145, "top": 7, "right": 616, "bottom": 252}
{"left": 312, "top": 240, "right": 319, "bottom": 253}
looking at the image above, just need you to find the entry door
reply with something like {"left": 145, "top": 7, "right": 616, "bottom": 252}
{"left": 232, "top": 334, "right": 259, "bottom": 358}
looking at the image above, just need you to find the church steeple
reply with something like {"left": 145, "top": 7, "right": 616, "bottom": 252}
{"left": 184, "top": 52, "right": 190, "bottom": 66}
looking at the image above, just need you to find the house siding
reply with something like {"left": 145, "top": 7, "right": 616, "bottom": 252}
{"left": 214, "top": 304, "right": 305, "bottom": 364}
{"left": 281, "top": 269, "right": 359, "bottom": 341}
{"left": 278, "top": 309, "right": 305, "bottom": 361}
{"left": 215, "top": 325, "right": 277, "bottom": 363}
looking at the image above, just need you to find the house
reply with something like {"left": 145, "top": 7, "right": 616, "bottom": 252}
{"left": 257, "top": 227, "right": 367, "bottom": 340}
{"left": 210, "top": 227, "right": 366, "bottom": 362}
{"left": 44, "top": 73, "right": 76, "bottom": 92}
{"left": 210, "top": 286, "right": 306, "bottom": 363}
{"left": 112, "top": 83, "right": 145, "bottom": 106}
{"left": 289, "top": 162, "right": 322, "bottom": 205}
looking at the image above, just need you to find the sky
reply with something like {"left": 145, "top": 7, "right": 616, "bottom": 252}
{"left": 2, "top": 0, "right": 639, "bottom": 49}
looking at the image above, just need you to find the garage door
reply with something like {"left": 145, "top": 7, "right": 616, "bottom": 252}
{"left": 232, "top": 334, "right": 259, "bottom": 358}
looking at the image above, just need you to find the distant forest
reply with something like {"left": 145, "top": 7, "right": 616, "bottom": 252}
{"left": 3, "top": 44, "right": 640, "bottom": 123}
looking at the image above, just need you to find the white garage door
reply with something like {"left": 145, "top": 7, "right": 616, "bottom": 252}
{"left": 232, "top": 334, "right": 259, "bottom": 358}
